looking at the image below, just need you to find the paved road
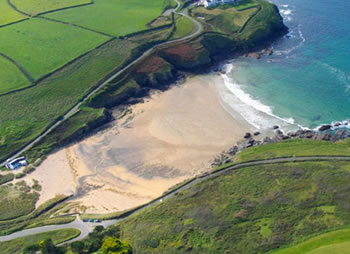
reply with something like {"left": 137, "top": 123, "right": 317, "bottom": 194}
{"left": 1, "top": 156, "right": 350, "bottom": 243}
{"left": 0, "top": 0, "right": 201, "bottom": 167}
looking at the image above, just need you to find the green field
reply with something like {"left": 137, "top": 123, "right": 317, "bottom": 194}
{"left": 44, "top": 0, "right": 165, "bottom": 36}
{"left": 0, "top": 55, "right": 30, "bottom": 94}
{"left": 11, "top": 0, "right": 92, "bottom": 15}
{"left": 0, "top": 18, "right": 109, "bottom": 79}
{"left": 272, "top": 229, "right": 350, "bottom": 254}
{"left": 170, "top": 14, "right": 196, "bottom": 39}
{"left": 0, "top": 0, "right": 26, "bottom": 26}
{"left": 0, "top": 228, "right": 80, "bottom": 254}
{"left": 111, "top": 160, "right": 350, "bottom": 253}
{"left": 234, "top": 0, "right": 258, "bottom": 10}
{"left": 236, "top": 138, "right": 350, "bottom": 162}
{"left": 192, "top": 6, "right": 257, "bottom": 33}
{"left": 0, "top": 38, "right": 139, "bottom": 162}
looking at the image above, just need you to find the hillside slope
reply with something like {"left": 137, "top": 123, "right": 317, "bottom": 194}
{"left": 113, "top": 158, "right": 350, "bottom": 253}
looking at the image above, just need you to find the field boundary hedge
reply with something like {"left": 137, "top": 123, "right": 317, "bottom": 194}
{"left": 0, "top": 51, "right": 34, "bottom": 82}
{"left": 0, "top": 18, "right": 29, "bottom": 28}
{"left": 35, "top": 1, "right": 94, "bottom": 17}
{"left": 0, "top": 37, "right": 115, "bottom": 97}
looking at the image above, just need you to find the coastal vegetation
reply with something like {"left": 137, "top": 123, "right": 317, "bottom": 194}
{"left": 110, "top": 159, "right": 350, "bottom": 253}
{"left": 0, "top": 228, "right": 80, "bottom": 254}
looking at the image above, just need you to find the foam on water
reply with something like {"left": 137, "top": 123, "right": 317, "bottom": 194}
{"left": 218, "top": 64, "right": 301, "bottom": 131}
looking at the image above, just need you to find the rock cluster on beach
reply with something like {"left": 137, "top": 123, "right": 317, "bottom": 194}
{"left": 211, "top": 124, "right": 350, "bottom": 168}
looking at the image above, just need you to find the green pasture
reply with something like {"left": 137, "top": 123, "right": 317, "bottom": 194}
{"left": 233, "top": 0, "right": 258, "bottom": 10}
{"left": 272, "top": 228, "right": 350, "bottom": 254}
{"left": 0, "top": 0, "right": 26, "bottom": 26}
{"left": 11, "top": 0, "right": 91, "bottom": 15}
{"left": 236, "top": 138, "right": 350, "bottom": 162}
{"left": 0, "top": 18, "right": 109, "bottom": 79}
{"left": 0, "top": 228, "right": 80, "bottom": 254}
{"left": 0, "top": 38, "right": 139, "bottom": 162}
{"left": 44, "top": 0, "right": 165, "bottom": 36}
{"left": 192, "top": 5, "right": 257, "bottom": 33}
{"left": 170, "top": 14, "right": 195, "bottom": 39}
{"left": 0, "top": 55, "right": 30, "bottom": 94}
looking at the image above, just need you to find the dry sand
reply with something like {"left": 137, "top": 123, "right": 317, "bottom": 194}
{"left": 32, "top": 75, "right": 253, "bottom": 213}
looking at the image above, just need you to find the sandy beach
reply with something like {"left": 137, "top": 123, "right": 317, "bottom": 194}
{"left": 32, "top": 74, "right": 254, "bottom": 213}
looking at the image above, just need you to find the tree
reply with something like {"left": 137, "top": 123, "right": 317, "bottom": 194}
{"left": 71, "top": 241, "right": 85, "bottom": 254}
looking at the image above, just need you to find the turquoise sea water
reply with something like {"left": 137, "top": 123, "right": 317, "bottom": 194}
{"left": 222, "top": 0, "right": 350, "bottom": 130}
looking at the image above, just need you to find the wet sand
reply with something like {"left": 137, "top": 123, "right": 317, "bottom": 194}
{"left": 33, "top": 75, "right": 253, "bottom": 213}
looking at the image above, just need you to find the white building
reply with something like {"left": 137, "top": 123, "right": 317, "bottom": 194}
{"left": 5, "top": 157, "right": 28, "bottom": 170}
{"left": 198, "top": 0, "right": 238, "bottom": 8}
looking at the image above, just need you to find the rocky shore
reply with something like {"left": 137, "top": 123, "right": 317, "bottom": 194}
{"left": 212, "top": 124, "right": 350, "bottom": 167}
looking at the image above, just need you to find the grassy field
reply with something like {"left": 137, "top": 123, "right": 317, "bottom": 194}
{"left": 170, "top": 14, "right": 196, "bottom": 39}
{"left": 0, "top": 181, "right": 39, "bottom": 221}
{"left": 11, "top": 0, "right": 91, "bottom": 15}
{"left": 233, "top": 0, "right": 259, "bottom": 10}
{"left": 271, "top": 228, "right": 350, "bottom": 254}
{"left": 113, "top": 160, "right": 350, "bottom": 253}
{"left": 0, "top": 55, "right": 30, "bottom": 94}
{"left": 0, "top": 38, "right": 139, "bottom": 162}
{"left": 235, "top": 139, "right": 350, "bottom": 162}
{"left": 0, "top": 18, "right": 109, "bottom": 79}
{"left": 0, "top": 1, "right": 26, "bottom": 26}
{"left": 0, "top": 228, "right": 80, "bottom": 254}
{"left": 192, "top": 5, "right": 257, "bottom": 34}
{"left": 44, "top": 0, "right": 165, "bottom": 36}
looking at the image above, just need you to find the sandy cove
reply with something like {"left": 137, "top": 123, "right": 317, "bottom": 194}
{"left": 30, "top": 74, "right": 253, "bottom": 213}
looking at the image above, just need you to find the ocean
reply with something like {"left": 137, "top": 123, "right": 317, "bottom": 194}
{"left": 219, "top": 0, "right": 350, "bottom": 131}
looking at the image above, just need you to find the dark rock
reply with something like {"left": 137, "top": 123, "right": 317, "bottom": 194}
{"left": 287, "top": 132, "right": 297, "bottom": 137}
{"left": 318, "top": 124, "right": 332, "bottom": 131}
{"left": 334, "top": 122, "right": 341, "bottom": 127}
{"left": 273, "top": 125, "right": 279, "bottom": 130}
{"left": 244, "top": 132, "right": 252, "bottom": 139}
{"left": 262, "top": 137, "right": 274, "bottom": 144}
{"left": 254, "top": 131, "right": 261, "bottom": 136}
{"left": 282, "top": 135, "right": 290, "bottom": 140}
{"left": 332, "top": 130, "right": 350, "bottom": 141}
{"left": 317, "top": 132, "right": 332, "bottom": 141}
{"left": 227, "top": 146, "right": 238, "bottom": 155}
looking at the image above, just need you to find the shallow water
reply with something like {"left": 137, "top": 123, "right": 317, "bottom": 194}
{"left": 219, "top": 0, "right": 350, "bottom": 130}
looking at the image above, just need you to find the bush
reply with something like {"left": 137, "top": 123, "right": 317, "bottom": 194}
{"left": 15, "top": 172, "right": 26, "bottom": 179}
{"left": 23, "top": 165, "right": 35, "bottom": 174}
{"left": 100, "top": 237, "right": 132, "bottom": 254}
{"left": 23, "top": 244, "right": 40, "bottom": 254}
{"left": 71, "top": 241, "right": 85, "bottom": 254}
{"left": 0, "top": 173, "right": 14, "bottom": 185}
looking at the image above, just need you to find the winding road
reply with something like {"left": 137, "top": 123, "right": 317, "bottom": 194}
{"left": 1, "top": 155, "right": 350, "bottom": 244}
{"left": 0, "top": 0, "right": 201, "bottom": 167}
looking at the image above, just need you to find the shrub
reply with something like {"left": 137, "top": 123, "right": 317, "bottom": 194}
{"left": 100, "top": 237, "right": 132, "bottom": 254}
{"left": 15, "top": 172, "right": 26, "bottom": 179}
{"left": 23, "top": 165, "right": 35, "bottom": 174}
{"left": 0, "top": 173, "right": 14, "bottom": 185}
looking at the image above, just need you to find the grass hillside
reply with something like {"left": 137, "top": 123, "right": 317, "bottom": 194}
{"left": 111, "top": 155, "right": 350, "bottom": 253}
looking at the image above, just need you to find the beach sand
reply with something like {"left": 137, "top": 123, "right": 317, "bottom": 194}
{"left": 32, "top": 74, "right": 253, "bottom": 213}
